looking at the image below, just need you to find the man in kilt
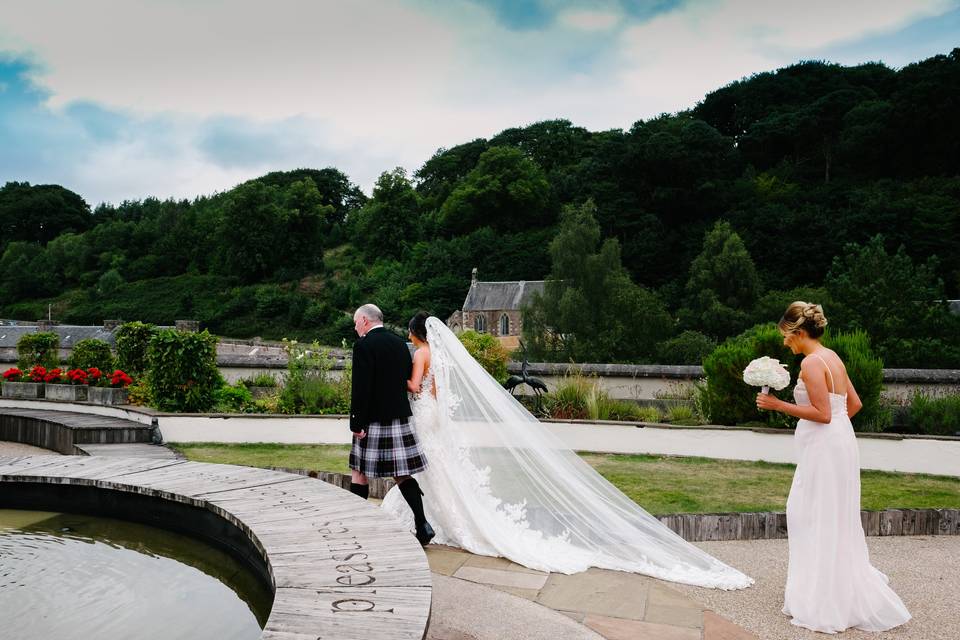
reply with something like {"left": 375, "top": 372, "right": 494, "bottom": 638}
{"left": 348, "top": 303, "right": 434, "bottom": 545}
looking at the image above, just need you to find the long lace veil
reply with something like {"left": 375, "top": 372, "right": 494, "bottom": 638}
{"left": 425, "top": 317, "right": 753, "bottom": 589}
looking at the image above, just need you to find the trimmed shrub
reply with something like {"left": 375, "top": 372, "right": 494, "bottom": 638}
{"left": 822, "top": 329, "right": 888, "bottom": 432}
{"left": 68, "top": 338, "right": 114, "bottom": 372}
{"left": 115, "top": 321, "right": 157, "bottom": 376}
{"left": 17, "top": 332, "right": 60, "bottom": 369}
{"left": 146, "top": 329, "right": 222, "bottom": 412}
{"left": 458, "top": 330, "right": 509, "bottom": 384}
{"left": 655, "top": 331, "right": 716, "bottom": 365}
{"left": 703, "top": 323, "right": 887, "bottom": 431}
{"left": 702, "top": 324, "right": 798, "bottom": 427}
{"left": 907, "top": 392, "right": 960, "bottom": 436}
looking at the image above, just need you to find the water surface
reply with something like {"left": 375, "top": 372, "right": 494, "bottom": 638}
{"left": 0, "top": 509, "right": 272, "bottom": 640}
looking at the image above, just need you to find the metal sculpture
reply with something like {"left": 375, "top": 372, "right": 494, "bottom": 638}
{"left": 503, "top": 341, "right": 549, "bottom": 413}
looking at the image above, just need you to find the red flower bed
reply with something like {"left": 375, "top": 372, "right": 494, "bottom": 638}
{"left": 2, "top": 367, "right": 23, "bottom": 382}
{"left": 66, "top": 368, "right": 90, "bottom": 385}
{"left": 28, "top": 365, "right": 47, "bottom": 382}
{"left": 110, "top": 369, "right": 133, "bottom": 388}
{"left": 43, "top": 368, "right": 64, "bottom": 383}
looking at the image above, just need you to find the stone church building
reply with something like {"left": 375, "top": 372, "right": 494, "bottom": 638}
{"left": 446, "top": 268, "right": 545, "bottom": 348}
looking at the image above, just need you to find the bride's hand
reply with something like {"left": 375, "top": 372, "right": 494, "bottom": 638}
{"left": 756, "top": 391, "right": 780, "bottom": 411}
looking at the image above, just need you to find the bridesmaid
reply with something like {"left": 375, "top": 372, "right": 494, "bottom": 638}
{"left": 757, "top": 302, "right": 911, "bottom": 634}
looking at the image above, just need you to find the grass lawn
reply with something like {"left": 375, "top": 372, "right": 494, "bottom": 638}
{"left": 169, "top": 443, "right": 960, "bottom": 516}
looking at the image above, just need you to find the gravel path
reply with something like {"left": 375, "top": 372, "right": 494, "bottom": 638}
{"left": 675, "top": 537, "right": 959, "bottom": 640}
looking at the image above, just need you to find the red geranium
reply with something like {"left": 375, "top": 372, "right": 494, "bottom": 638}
{"left": 87, "top": 367, "right": 103, "bottom": 383}
{"left": 66, "top": 368, "right": 89, "bottom": 385}
{"left": 29, "top": 365, "right": 47, "bottom": 382}
{"left": 110, "top": 369, "right": 133, "bottom": 388}
{"left": 2, "top": 367, "right": 23, "bottom": 382}
{"left": 43, "top": 368, "right": 64, "bottom": 383}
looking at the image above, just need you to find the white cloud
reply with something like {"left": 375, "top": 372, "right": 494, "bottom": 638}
{"left": 0, "top": 0, "right": 957, "bottom": 203}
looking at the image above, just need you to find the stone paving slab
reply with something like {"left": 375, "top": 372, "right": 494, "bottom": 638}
{"left": 536, "top": 568, "right": 651, "bottom": 621}
{"left": 453, "top": 565, "right": 550, "bottom": 590}
{"left": 584, "top": 615, "right": 701, "bottom": 640}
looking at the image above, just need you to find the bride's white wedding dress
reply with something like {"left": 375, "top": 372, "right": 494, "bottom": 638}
{"left": 784, "top": 356, "right": 910, "bottom": 632}
{"left": 381, "top": 317, "right": 752, "bottom": 589}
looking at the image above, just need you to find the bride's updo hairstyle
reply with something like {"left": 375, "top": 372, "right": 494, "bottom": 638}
{"left": 408, "top": 311, "right": 430, "bottom": 343}
{"left": 778, "top": 301, "right": 828, "bottom": 339}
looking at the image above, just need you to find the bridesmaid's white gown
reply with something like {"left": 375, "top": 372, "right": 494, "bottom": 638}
{"left": 785, "top": 357, "right": 911, "bottom": 633}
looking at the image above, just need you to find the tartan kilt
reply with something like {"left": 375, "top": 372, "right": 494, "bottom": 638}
{"left": 349, "top": 417, "right": 428, "bottom": 478}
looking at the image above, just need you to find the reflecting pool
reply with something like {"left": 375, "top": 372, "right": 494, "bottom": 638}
{"left": 0, "top": 509, "right": 272, "bottom": 640}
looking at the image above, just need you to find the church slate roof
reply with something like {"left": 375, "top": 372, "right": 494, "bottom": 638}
{"left": 462, "top": 280, "right": 545, "bottom": 311}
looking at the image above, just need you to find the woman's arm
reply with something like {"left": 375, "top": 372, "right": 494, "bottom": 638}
{"left": 846, "top": 376, "right": 863, "bottom": 418}
{"left": 408, "top": 349, "right": 426, "bottom": 393}
{"left": 756, "top": 357, "right": 833, "bottom": 424}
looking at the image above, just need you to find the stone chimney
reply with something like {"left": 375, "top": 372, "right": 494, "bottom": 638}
{"left": 36, "top": 320, "right": 58, "bottom": 331}
{"left": 175, "top": 320, "right": 200, "bottom": 333}
{"left": 103, "top": 319, "right": 122, "bottom": 331}
{"left": 471, "top": 267, "right": 478, "bottom": 287}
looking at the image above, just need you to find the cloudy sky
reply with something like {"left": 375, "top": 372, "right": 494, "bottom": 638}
{"left": 1, "top": 0, "right": 958, "bottom": 205}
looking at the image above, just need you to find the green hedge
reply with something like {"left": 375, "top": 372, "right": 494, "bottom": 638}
{"left": 17, "top": 332, "right": 60, "bottom": 369}
{"left": 68, "top": 338, "right": 114, "bottom": 372}
{"left": 146, "top": 329, "right": 222, "bottom": 412}
{"left": 115, "top": 321, "right": 157, "bottom": 375}
{"left": 702, "top": 324, "right": 888, "bottom": 431}
{"left": 824, "top": 330, "right": 888, "bottom": 432}
{"left": 907, "top": 392, "right": 960, "bottom": 436}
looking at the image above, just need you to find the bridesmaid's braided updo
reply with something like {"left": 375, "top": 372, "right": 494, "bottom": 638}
{"left": 778, "top": 301, "right": 828, "bottom": 339}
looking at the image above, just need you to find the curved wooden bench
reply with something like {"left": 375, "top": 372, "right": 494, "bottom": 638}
{"left": 0, "top": 455, "right": 432, "bottom": 640}
{"left": 0, "top": 408, "right": 159, "bottom": 455}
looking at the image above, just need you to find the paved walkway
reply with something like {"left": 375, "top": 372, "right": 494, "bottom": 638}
{"left": 424, "top": 544, "right": 757, "bottom": 640}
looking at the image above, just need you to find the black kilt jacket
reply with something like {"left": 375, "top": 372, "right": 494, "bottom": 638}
{"left": 349, "top": 326, "right": 413, "bottom": 433}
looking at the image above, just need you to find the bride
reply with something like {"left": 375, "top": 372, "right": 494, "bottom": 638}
{"left": 381, "top": 312, "right": 753, "bottom": 589}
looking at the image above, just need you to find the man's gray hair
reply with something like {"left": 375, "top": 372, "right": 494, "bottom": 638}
{"left": 355, "top": 303, "right": 383, "bottom": 323}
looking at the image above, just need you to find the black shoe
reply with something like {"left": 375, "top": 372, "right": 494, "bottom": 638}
{"left": 415, "top": 520, "right": 435, "bottom": 546}
{"left": 398, "top": 478, "right": 433, "bottom": 545}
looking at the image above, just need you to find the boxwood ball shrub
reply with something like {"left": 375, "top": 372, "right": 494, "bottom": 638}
{"left": 146, "top": 328, "right": 222, "bottom": 412}
{"left": 68, "top": 338, "right": 114, "bottom": 372}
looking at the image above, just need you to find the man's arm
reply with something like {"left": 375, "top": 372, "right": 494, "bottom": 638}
{"left": 350, "top": 340, "right": 372, "bottom": 433}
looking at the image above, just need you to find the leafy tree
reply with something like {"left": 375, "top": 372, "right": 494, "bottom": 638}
{"left": 523, "top": 200, "right": 672, "bottom": 362}
{"left": 826, "top": 235, "right": 959, "bottom": 366}
{"left": 0, "top": 182, "right": 92, "bottom": 252}
{"left": 351, "top": 168, "right": 422, "bottom": 260}
{"left": 439, "top": 146, "right": 552, "bottom": 234}
{"left": 214, "top": 178, "right": 332, "bottom": 282}
{"left": 680, "top": 221, "right": 761, "bottom": 339}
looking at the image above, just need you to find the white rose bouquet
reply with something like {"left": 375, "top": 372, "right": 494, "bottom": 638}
{"left": 743, "top": 356, "right": 791, "bottom": 394}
